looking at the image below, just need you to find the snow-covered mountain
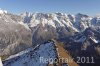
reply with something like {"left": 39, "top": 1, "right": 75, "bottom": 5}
{"left": 0, "top": 9, "right": 100, "bottom": 63}
{"left": 3, "top": 42, "right": 57, "bottom": 66}
{"left": 0, "top": 9, "right": 32, "bottom": 57}
{"left": 0, "top": 9, "right": 7, "bottom": 14}
{"left": 20, "top": 12, "right": 100, "bottom": 45}
{"left": 60, "top": 27, "right": 100, "bottom": 66}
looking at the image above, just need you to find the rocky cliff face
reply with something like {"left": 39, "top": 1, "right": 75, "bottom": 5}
{"left": 0, "top": 11, "right": 32, "bottom": 57}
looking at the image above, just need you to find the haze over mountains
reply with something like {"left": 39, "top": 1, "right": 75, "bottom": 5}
{"left": 0, "top": 9, "right": 100, "bottom": 66}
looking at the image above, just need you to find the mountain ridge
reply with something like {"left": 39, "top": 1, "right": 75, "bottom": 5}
{"left": 0, "top": 10, "right": 100, "bottom": 66}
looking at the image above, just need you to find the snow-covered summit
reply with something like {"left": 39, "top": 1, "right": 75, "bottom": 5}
{"left": 0, "top": 8, "right": 7, "bottom": 14}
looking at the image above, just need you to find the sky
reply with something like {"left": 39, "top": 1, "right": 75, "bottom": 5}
{"left": 0, "top": 0, "right": 100, "bottom": 15}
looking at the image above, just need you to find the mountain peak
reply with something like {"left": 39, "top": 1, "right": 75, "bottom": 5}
{"left": 76, "top": 13, "right": 89, "bottom": 17}
{"left": 0, "top": 8, "right": 7, "bottom": 14}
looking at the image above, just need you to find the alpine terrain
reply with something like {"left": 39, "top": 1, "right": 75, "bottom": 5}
{"left": 0, "top": 9, "right": 100, "bottom": 66}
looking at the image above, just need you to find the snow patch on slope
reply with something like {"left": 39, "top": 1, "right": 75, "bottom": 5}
{"left": 3, "top": 42, "right": 57, "bottom": 66}
{"left": 19, "top": 22, "right": 30, "bottom": 30}
{"left": 0, "top": 57, "right": 3, "bottom": 66}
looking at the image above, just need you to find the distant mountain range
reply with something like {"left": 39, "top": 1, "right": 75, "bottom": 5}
{"left": 0, "top": 9, "right": 100, "bottom": 66}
